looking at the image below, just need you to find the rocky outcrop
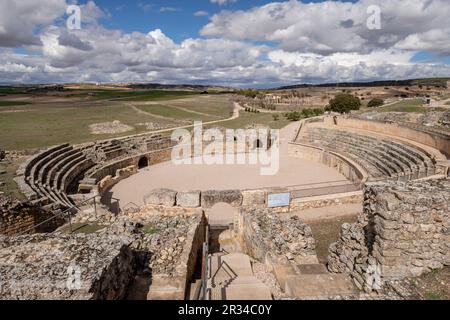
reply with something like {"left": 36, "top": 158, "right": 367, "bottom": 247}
{"left": 143, "top": 188, "right": 177, "bottom": 207}
{"left": 328, "top": 179, "right": 450, "bottom": 292}
{"left": 0, "top": 233, "right": 135, "bottom": 300}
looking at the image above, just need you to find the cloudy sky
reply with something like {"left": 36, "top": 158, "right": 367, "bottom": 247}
{"left": 0, "top": 0, "right": 449, "bottom": 87}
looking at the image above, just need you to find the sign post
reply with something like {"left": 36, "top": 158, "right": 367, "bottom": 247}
{"left": 267, "top": 192, "right": 291, "bottom": 210}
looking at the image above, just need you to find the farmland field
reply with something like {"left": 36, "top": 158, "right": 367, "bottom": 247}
{"left": 0, "top": 92, "right": 233, "bottom": 150}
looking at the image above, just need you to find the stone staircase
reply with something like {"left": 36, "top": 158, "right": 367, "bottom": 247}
{"left": 206, "top": 227, "right": 357, "bottom": 300}
{"left": 208, "top": 252, "right": 273, "bottom": 300}
{"left": 272, "top": 262, "right": 356, "bottom": 299}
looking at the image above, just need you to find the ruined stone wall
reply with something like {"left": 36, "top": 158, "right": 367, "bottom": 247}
{"left": 0, "top": 233, "right": 135, "bottom": 300}
{"left": 0, "top": 197, "right": 65, "bottom": 236}
{"left": 238, "top": 208, "right": 317, "bottom": 266}
{"left": 328, "top": 179, "right": 450, "bottom": 291}
{"left": 109, "top": 208, "right": 206, "bottom": 300}
{"left": 291, "top": 191, "right": 363, "bottom": 211}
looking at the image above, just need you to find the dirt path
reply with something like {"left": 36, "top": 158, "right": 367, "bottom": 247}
{"left": 166, "top": 104, "right": 223, "bottom": 119}
{"left": 128, "top": 103, "right": 183, "bottom": 122}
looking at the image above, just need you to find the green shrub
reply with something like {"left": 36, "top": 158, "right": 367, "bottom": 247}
{"left": 367, "top": 98, "right": 385, "bottom": 108}
{"left": 325, "top": 94, "right": 361, "bottom": 114}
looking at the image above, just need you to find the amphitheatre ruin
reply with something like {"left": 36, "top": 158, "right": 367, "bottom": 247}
{"left": 0, "top": 81, "right": 449, "bottom": 300}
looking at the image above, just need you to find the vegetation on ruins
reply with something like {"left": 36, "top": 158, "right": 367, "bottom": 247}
{"left": 325, "top": 94, "right": 361, "bottom": 114}
{"left": 367, "top": 98, "right": 385, "bottom": 108}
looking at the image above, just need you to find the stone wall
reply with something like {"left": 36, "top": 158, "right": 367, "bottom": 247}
{"left": 143, "top": 188, "right": 243, "bottom": 209}
{"left": 288, "top": 142, "right": 367, "bottom": 185}
{"left": 0, "top": 233, "right": 135, "bottom": 300}
{"left": 291, "top": 191, "right": 363, "bottom": 211}
{"left": 328, "top": 178, "right": 450, "bottom": 292}
{"left": 0, "top": 197, "right": 65, "bottom": 236}
{"left": 108, "top": 208, "right": 206, "bottom": 300}
{"left": 238, "top": 208, "right": 317, "bottom": 266}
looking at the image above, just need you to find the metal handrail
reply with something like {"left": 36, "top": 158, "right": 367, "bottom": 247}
{"left": 194, "top": 225, "right": 210, "bottom": 300}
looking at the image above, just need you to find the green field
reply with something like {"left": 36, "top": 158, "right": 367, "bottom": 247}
{"left": 72, "top": 89, "right": 199, "bottom": 101}
{"left": 376, "top": 99, "right": 433, "bottom": 113}
{"left": 218, "top": 112, "right": 291, "bottom": 130}
{"left": 0, "top": 100, "right": 32, "bottom": 107}
{"left": 135, "top": 96, "right": 233, "bottom": 122}
{"left": 0, "top": 93, "right": 233, "bottom": 150}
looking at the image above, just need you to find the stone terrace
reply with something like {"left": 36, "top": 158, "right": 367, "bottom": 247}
{"left": 16, "top": 134, "right": 174, "bottom": 210}
{"left": 300, "top": 127, "right": 437, "bottom": 181}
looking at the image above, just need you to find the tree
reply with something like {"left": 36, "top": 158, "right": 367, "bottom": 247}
{"left": 285, "top": 111, "right": 302, "bottom": 121}
{"left": 367, "top": 98, "right": 384, "bottom": 108}
{"left": 325, "top": 94, "right": 361, "bottom": 114}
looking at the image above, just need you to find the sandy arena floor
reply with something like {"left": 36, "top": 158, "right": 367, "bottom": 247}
{"left": 111, "top": 122, "right": 349, "bottom": 206}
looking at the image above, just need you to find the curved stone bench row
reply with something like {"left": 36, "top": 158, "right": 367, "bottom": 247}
{"left": 301, "top": 128, "right": 436, "bottom": 181}
{"left": 23, "top": 144, "right": 94, "bottom": 208}
{"left": 20, "top": 133, "right": 176, "bottom": 209}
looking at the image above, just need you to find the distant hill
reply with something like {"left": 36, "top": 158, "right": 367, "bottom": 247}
{"left": 276, "top": 78, "right": 450, "bottom": 90}
{"left": 126, "top": 83, "right": 234, "bottom": 92}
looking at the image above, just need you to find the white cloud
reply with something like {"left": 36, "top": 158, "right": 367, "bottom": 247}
{"left": 194, "top": 11, "right": 209, "bottom": 17}
{"left": 0, "top": 0, "right": 449, "bottom": 87}
{"left": 202, "top": 0, "right": 450, "bottom": 56}
{"left": 210, "top": 0, "right": 237, "bottom": 6}
{"left": 159, "top": 7, "right": 179, "bottom": 13}
{"left": 0, "top": 0, "right": 67, "bottom": 47}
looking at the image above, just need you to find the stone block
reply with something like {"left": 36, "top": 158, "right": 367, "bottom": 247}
{"left": 201, "top": 190, "right": 243, "bottom": 208}
{"left": 241, "top": 190, "right": 266, "bottom": 206}
{"left": 144, "top": 188, "right": 177, "bottom": 207}
{"left": 176, "top": 191, "right": 200, "bottom": 208}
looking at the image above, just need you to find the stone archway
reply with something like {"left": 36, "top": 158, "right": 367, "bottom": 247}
{"left": 138, "top": 156, "right": 149, "bottom": 169}
{"left": 208, "top": 202, "right": 238, "bottom": 227}
{"left": 255, "top": 139, "right": 263, "bottom": 149}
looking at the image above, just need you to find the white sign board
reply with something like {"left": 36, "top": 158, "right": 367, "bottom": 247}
{"left": 267, "top": 193, "right": 291, "bottom": 208}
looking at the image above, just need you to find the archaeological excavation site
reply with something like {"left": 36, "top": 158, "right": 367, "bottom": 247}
{"left": 1, "top": 107, "right": 449, "bottom": 301}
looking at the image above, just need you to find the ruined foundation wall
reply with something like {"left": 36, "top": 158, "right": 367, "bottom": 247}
{"left": 328, "top": 179, "right": 450, "bottom": 291}
{"left": 238, "top": 208, "right": 317, "bottom": 266}
{"left": 0, "top": 198, "right": 65, "bottom": 236}
{"left": 0, "top": 233, "right": 135, "bottom": 300}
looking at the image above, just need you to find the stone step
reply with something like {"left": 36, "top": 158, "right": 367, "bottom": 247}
{"left": 285, "top": 274, "right": 356, "bottom": 299}
{"left": 225, "top": 282, "right": 273, "bottom": 300}
{"left": 272, "top": 264, "right": 298, "bottom": 290}
{"left": 297, "top": 264, "right": 329, "bottom": 275}
{"left": 220, "top": 253, "right": 254, "bottom": 277}
{"left": 209, "top": 287, "right": 223, "bottom": 301}
{"left": 227, "top": 275, "right": 264, "bottom": 286}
